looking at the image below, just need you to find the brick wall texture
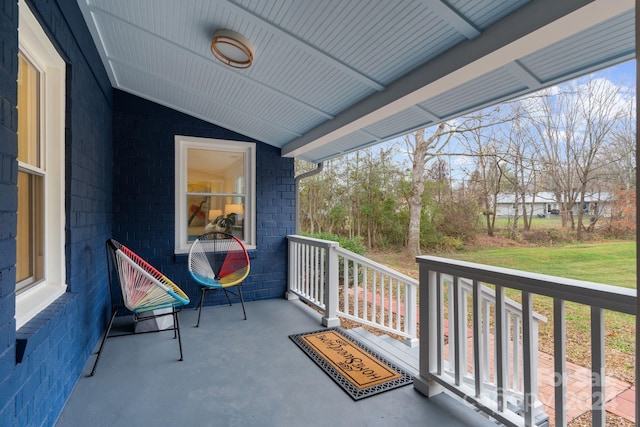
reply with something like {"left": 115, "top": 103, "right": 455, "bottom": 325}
{"left": 0, "top": 0, "right": 295, "bottom": 425}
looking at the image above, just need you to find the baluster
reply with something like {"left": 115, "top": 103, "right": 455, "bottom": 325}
{"left": 448, "top": 276, "right": 455, "bottom": 375}
{"left": 397, "top": 280, "right": 402, "bottom": 331}
{"left": 388, "top": 276, "right": 394, "bottom": 328}
{"left": 495, "top": 285, "right": 507, "bottom": 413}
{"left": 353, "top": 261, "right": 359, "bottom": 318}
{"left": 372, "top": 270, "right": 378, "bottom": 323}
{"left": 554, "top": 298, "right": 567, "bottom": 427}
{"left": 461, "top": 284, "right": 469, "bottom": 378}
{"left": 363, "top": 266, "right": 368, "bottom": 322}
{"left": 505, "top": 312, "right": 511, "bottom": 391}
{"left": 380, "top": 274, "right": 386, "bottom": 327}
{"left": 513, "top": 312, "right": 521, "bottom": 392}
{"left": 472, "top": 280, "right": 483, "bottom": 397}
{"left": 453, "top": 276, "right": 463, "bottom": 386}
{"left": 303, "top": 243, "right": 309, "bottom": 297}
{"left": 436, "top": 273, "right": 443, "bottom": 375}
{"left": 319, "top": 248, "right": 325, "bottom": 305}
{"left": 482, "top": 296, "right": 490, "bottom": 384}
{"left": 343, "top": 256, "right": 349, "bottom": 315}
{"left": 591, "top": 306, "right": 605, "bottom": 427}
{"left": 311, "top": 246, "right": 317, "bottom": 302}
{"left": 522, "top": 291, "right": 534, "bottom": 427}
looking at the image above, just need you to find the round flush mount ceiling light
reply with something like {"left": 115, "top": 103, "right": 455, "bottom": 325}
{"left": 210, "top": 29, "right": 254, "bottom": 69}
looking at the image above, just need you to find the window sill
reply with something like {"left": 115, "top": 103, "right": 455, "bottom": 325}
{"left": 16, "top": 292, "right": 76, "bottom": 364}
{"left": 15, "top": 281, "right": 68, "bottom": 329}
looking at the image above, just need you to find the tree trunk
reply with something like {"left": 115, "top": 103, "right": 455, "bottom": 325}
{"left": 407, "top": 130, "right": 429, "bottom": 257}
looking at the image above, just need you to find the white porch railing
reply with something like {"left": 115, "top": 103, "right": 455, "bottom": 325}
{"left": 286, "top": 234, "right": 546, "bottom": 413}
{"left": 414, "top": 256, "right": 637, "bottom": 427}
{"left": 287, "top": 235, "right": 419, "bottom": 346}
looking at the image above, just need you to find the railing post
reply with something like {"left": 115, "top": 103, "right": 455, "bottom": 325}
{"left": 322, "top": 242, "right": 340, "bottom": 327}
{"left": 405, "top": 282, "right": 418, "bottom": 347}
{"left": 286, "top": 239, "right": 300, "bottom": 300}
{"left": 414, "top": 265, "right": 444, "bottom": 397}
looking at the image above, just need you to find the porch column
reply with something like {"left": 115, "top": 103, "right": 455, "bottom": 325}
{"left": 414, "top": 262, "right": 444, "bottom": 397}
{"left": 322, "top": 242, "right": 340, "bottom": 327}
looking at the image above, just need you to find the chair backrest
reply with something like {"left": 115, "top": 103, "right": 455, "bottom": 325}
{"left": 188, "top": 232, "right": 250, "bottom": 286}
{"left": 106, "top": 239, "right": 190, "bottom": 313}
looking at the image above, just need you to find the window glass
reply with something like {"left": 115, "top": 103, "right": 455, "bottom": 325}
{"left": 17, "top": 54, "right": 40, "bottom": 166}
{"left": 186, "top": 149, "right": 246, "bottom": 240}
{"left": 16, "top": 53, "right": 44, "bottom": 293}
{"left": 175, "top": 136, "right": 255, "bottom": 253}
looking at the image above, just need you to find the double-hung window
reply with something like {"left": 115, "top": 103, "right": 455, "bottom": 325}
{"left": 175, "top": 136, "right": 256, "bottom": 253}
{"left": 15, "top": 0, "right": 67, "bottom": 329}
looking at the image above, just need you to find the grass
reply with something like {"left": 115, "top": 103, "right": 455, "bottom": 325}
{"left": 446, "top": 240, "right": 637, "bottom": 382}
{"left": 448, "top": 241, "right": 636, "bottom": 288}
{"left": 492, "top": 216, "right": 564, "bottom": 230}
{"left": 366, "top": 239, "right": 637, "bottom": 383}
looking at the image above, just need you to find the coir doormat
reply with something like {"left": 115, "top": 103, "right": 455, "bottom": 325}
{"left": 289, "top": 328, "right": 413, "bottom": 400}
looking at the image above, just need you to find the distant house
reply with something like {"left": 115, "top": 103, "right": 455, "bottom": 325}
{"left": 494, "top": 191, "right": 613, "bottom": 218}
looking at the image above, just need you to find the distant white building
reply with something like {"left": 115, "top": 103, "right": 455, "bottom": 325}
{"left": 494, "top": 191, "right": 613, "bottom": 218}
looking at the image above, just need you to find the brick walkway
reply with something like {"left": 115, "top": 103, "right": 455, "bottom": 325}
{"left": 536, "top": 352, "right": 634, "bottom": 425}
{"left": 347, "top": 288, "right": 636, "bottom": 425}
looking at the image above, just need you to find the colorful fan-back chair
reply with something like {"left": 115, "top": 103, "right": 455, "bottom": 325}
{"left": 90, "top": 239, "right": 190, "bottom": 376}
{"left": 188, "top": 232, "right": 250, "bottom": 326}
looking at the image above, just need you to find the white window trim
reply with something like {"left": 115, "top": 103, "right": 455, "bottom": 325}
{"left": 174, "top": 135, "right": 256, "bottom": 253}
{"left": 15, "top": 0, "right": 67, "bottom": 330}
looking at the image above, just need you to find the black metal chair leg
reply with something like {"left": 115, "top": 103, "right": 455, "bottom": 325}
{"left": 90, "top": 308, "right": 118, "bottom": 376}
{"left": 196, "top": 287, "right": 207, "bottom": 327}
{"left": 172, "top": 309, "right": 177, "bottom": 339}
{"left": 237, "top": 285, "right": 247, "bottom": 320}
{"left": 175, "top": 309, "right": 184, "bottom": 361}
{"left": 223, "top": 288, "right": 233, "bottom": 306}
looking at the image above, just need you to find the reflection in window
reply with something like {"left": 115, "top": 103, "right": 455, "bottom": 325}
{"left": 16, "top": 53, "right": 44, "bottom": 293}
{"left": 186, "top": 149, "right": 245, "bottom": 239}
{"left": 175, "top": 136, "right": 255, "bottom": 252}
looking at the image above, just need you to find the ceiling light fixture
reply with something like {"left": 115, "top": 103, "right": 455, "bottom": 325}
{"left": 210, "top": 29, "right": 254, "bottom": 69}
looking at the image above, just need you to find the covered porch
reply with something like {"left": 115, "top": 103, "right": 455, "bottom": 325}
{"left": 56, "top": 298, "right": 496, "bottom": 427}
{"left": 0, "top": 1, "right": 636, "bottom": 426}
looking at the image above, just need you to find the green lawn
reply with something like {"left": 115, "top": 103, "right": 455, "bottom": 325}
{"left": 368, "top": 240, "right": 637, "bottom": 380}
{"left": 448, "top": 240, "right": 636, "bottom": 288}
{"left": 445, "top": 240, "right": 637, "bottom": 382}
{"left": 492, "top": 216, "right": 564, "bottom": 230}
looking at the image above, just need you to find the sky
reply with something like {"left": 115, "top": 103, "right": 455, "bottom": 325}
{"left": 380, "top": 59, "right": 636, "bottom": 183}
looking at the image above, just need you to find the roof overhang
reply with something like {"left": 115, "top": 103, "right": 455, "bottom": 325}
{"left": 282, "top": 0, "right": 635, "bottom": 162}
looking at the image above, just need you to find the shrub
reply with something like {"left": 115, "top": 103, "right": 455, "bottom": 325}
{"left": 301, "top": 232, "right": 366, "bottom": 255}
{"left": 522, "top": 231, "right": 552, "bottom": 245}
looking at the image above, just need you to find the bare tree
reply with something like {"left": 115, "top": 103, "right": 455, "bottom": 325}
{"left": 572, "top": 78, "right": 626, "bottom": 238}
{"left": 461, "top": 117, "right": 503, "bottom": 236}
{"left": 528, "top": 76, "right": 628, "bottom": 238}
{"left": 404, "top": 123, "right": 455, "bottom": 257}
{"left": 529, "top": 87, "right": 581, "bottom": 229}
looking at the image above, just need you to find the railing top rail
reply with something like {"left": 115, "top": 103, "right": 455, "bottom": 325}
{"left": 335, "top": 246, "right": 418, "bottom": 286}
{"left": 418, "top": 255, "right": 636, "bottom": 315}
{"left": 287, "top": 234, "right": 340, "bottom": 248}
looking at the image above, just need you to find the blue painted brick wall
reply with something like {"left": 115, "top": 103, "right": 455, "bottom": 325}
{"left": 112, "top": 90, "right": 296, "bottom": 308}
{"left": 0, "top": 0, "right": 113, "bottom": 426}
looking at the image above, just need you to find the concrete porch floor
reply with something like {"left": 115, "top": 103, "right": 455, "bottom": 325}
{"left": 55, "top": 298, "right": 498, "bottom": 426}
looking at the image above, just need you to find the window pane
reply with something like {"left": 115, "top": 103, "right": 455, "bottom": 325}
{"left": 17, "top": 54, "right": 40, "bottom": 167}
{"left": 16, "top": 171, "right": 44, "bottom": 290}
{"left": 186, "top": 148, "right": 246, "bottom": 240}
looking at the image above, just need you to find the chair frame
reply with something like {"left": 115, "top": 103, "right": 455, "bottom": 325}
{"left": 188, "top": 231, "right": 250, "bottom": 326}
{"left": 90, "top": 239, "right": 190, "bottom": 376}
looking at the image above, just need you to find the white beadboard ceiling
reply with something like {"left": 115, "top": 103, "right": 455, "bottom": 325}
{"left": 77, "top": 0, "right": 635, "bottom": 163}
